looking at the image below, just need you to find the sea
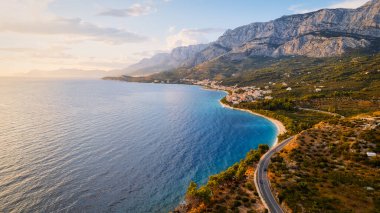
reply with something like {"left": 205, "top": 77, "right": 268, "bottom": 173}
{"left": 0, "top": 78, "right": 277, "bottom": 212}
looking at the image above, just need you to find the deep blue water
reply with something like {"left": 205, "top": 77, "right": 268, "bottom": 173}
{"left": 0, "top": 78, "right": 277, "bottom": 212}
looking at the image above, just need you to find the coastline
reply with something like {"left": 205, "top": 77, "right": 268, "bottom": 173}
{"left": 219, "top": 100, "right": 286, "bottom": 145}
{"left": 174, "top": 87, "right": 288, "bottom": 212}
{"left": 200, "top": 86, "right": 286, "bottom": 145}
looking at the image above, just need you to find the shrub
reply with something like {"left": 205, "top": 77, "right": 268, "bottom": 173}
{"left": 233, "top": 200, "right": 242, "bottom": 207}
{"left": 258, "top": 144, "right": 270, "bottom": 154}
{"left": 242, "top": 197, "right": 250, "bottom": 203}
{"left": 245, "top": 182, "right": 254, "bottom": 190}
{"left": 185, "top": 181, "right": 212, "bottom": 204}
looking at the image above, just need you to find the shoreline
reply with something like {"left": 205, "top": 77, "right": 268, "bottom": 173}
{"left": 200, "top": 86, "right": 286, "bottom": 145}
{"left": 219, "top": 100, "right": 286, "bottom": 145}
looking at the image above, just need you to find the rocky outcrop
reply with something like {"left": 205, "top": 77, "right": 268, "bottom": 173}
{"left": 273, "top": 35, "right": 370, "bottom": 57}
{"left": 192, "top": 0, "right": 380, "bottom": 62}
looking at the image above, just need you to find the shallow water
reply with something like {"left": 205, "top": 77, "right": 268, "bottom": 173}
{"left": 0, "top": 78, "right": 277, "bottom": 212}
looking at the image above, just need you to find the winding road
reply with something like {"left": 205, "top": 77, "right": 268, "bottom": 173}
{"left": 253, "top": 107, "right": 342, "bottom": 212}
{"left": 254, "top": 136, "right": 294, "bottom": 213}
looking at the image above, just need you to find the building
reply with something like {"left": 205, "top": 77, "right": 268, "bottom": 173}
{"left": 366, "top": 152, "right": 377, "bottom": 157}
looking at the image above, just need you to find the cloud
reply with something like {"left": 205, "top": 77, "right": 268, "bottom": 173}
{"left": 133, "top": 50, "right": 168, "bottom": 57}
{"left": 328, "top": 0, "right": 369, "bottom": 9}
{"left": 166, "top": 28, "right": 225, "bottom": 49}
{"left": 168, "top": 26, "right": 176, "bottom": 33}
{"left": 0, "top": 43, "right": 136, "bottom": 75}
{"left": 0, "top": 0, "right": 148, "bottom": 44}
{"left": 1, "top": 18, "right": 148, "bottom": 44}
{"left": 98, "top": 3, "right": 155, "bottom": 17}
{"left": 288, "top": 5, "right": 315, "bottom": 14}
{"left": 0, "top": 46, "right": 74, "bottom": 59}
{"left": 288, "top": 0, "right": 368, "bottom": 14}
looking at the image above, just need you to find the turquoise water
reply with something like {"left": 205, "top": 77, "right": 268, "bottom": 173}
{"left": 0, "top": 78, "right": 277, "bottom": 212}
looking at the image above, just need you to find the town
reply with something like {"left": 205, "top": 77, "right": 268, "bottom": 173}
{"left": 181, "top": 79, "right": 274, "bottom": 105}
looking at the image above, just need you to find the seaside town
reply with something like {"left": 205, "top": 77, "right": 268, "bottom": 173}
{"left": 181, "top": 79, "right": 274, "bottom": 105}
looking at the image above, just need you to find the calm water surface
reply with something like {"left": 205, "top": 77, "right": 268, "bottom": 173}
{"left": 0, "top": 78, "right": 277, "bottom": 212}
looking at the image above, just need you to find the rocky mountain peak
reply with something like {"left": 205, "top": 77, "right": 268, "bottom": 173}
{"left": 124, "top": 0, "right": 380, "bottom": 76}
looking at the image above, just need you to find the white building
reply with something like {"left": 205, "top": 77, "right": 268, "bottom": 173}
{"left": 367, "top": 152, "right": 377, "bottom": 157}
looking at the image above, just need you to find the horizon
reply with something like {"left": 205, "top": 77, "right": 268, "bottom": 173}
{"left": 0, "top": 0, "right": 370, "bottom": 77}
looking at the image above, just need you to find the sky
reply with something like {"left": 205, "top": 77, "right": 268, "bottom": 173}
{"left": 0, "top": 0, "right": 370, "bottom": 76}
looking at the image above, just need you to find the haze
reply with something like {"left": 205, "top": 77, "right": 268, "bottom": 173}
{"left": 0, "top": 0, "right": 368, "bottom": 77}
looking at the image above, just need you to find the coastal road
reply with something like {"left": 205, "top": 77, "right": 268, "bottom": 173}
{"left": 254, "top": 136, "right": 294, "bottom": 213}
{"left": 297, "top": 107, "right": 345, "bottom": 118}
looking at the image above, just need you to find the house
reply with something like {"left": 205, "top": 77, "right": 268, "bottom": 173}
{"left": 366, "top": 152, "right": 377, "bottom": 157}
{"left": 286, "top": 87, "right": 292, "bottom": 91}
{"left": 315, "top": 88, "right": 322, "bottom": 92}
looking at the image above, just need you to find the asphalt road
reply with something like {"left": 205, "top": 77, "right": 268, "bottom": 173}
{"left": 254, "top": 136, "right": 294, "bottom": 213}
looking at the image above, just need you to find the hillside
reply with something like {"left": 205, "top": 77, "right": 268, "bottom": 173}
{"left": 115, "top": 52, "right": 380, "bottom": 98}
{"left": 269, "top": 113, "right": 380, "bottom": 212}
{"left": 174, "top": 145, "right": 270, "bottom": 213}
{"left": 173, "top": 107, "right": 379, "bottom": 212}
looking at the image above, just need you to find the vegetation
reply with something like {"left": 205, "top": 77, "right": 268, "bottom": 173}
{"left": 123, "top": 51, "right": 380, "bottom": 212}
{"left": 124, "top": 52, "right": 380, "bottom": 123}
{"left": 124, "top": 53, "right": 380, "bottom": 97}
{"left": 171, "top": 53, "right": 379, "bottom": 213}
{"left": 269, "top": 112, "right": 380, "bottom": 212}
{"left": 174, "top": 145, "right": 270, "bottom": 213}
{"left": 221, "top": 97, "right": 335, "bottom": 140}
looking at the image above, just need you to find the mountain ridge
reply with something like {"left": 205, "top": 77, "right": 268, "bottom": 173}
{"left": 121, "top": 0, "right": 380, "bottom": 77}
{"left": 124, "top": 44, "right": 209, "bottom": 76}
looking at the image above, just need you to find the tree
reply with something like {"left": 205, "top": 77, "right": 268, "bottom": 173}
{"left": 186, "top": 181, "right": 198, "bottom": 196}
{"left": 196, "top": 186, "right": 212, "bottom": 203}
{"left": 185, "top": 181, "right": 212, "bottom": 204}
{"left": 258, "top": 144, "right": 270, "bottom": 154}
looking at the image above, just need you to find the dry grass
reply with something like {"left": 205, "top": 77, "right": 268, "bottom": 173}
{"left": 269, "top": 114, "right": 380, "bottom": 212}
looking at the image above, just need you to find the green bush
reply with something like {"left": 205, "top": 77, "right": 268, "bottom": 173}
{"left": 245, "top": 182, "right": 254, "bottom": 190}
{"left": 185, "top": 181, "right": 212, "bottom": 203}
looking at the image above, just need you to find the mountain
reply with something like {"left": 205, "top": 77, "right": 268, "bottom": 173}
{"left": 125, "top": 44, "right": 208, "bottom": 76}
{"left": 193, "top": 0, "right": 379, "bottom": 62}
{"left": 120, "top": 0, "right": 379, "bottom": 77}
